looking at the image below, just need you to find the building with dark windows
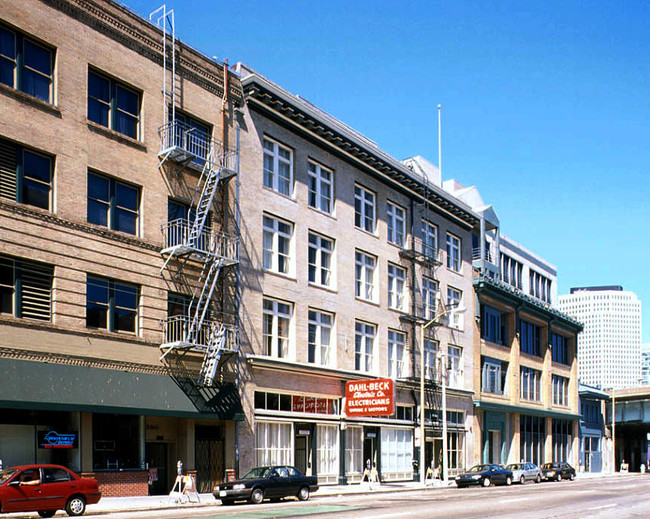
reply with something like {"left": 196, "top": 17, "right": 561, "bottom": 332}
{"left": 0, "top": 0, "right": 243, "bottom": 496}
{"left": 578, "top": 383, "right": 607, "bottom": 473}
{"left": 439, "top": 178, "right": 583, "bottom": 468}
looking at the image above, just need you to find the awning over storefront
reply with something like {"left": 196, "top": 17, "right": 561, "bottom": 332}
{"left": 473, "top": 399, "right": 582, "bottom": 421}
{"left": 0, "top": 358, "right": 243, "bottom": 420}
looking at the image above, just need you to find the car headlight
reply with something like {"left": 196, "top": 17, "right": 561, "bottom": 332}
{"left": 233, "top": 484, "right": 245, "bottom": 490}
{"left": 472, "top": 475, "right": 482, "bottom": 480}
{"left": 548, "top": 471, "right": 555, "bottom": 475}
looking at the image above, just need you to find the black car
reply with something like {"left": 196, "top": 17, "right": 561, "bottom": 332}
{"left": 455, "top": 464, "right": 513, "bottom": 488}
{"left": 541, "top": 462, "right": 576, "bottom": 482}
{"left": 213, "top": 466, "right": 319, "bottom": 505}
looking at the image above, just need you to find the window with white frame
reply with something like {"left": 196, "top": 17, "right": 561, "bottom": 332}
{"left": 481, "top": 356, "right": 506, "bottom": 395}
{"left": 422, "top": 277, "right": 438, "bottom": 319}
{"left": 263, "top": 137, "right": 293, "bottom": 196}
{"left": 345, "top": 426, "right": 363, "bottom": 475}
{"left": 381, "top": 428, "right": 413, "bottom": 474}
{"left": 308, "top": 232, "right": 333, "bottom": 287}
{"left": 448, "top": 431, "right": 464, "bottom": 473}
{"left": 388, "top": 263, "right": 406, "bottom": 311}
{"left": 387, "top": 201, "right": 406, "bottom": 246}
{"left": 355, "top": 250, "right": 376, "bottom": 302}
{"left": 529, "top": 269, "right": 552, "bottom": 304}
{"left": 317, "top": 424, "right": 339, "bottom": 479}
{"left": 263, "top": 298, "right": 292, "bottom": 358}
{"left": 388, "top": 330, "right": 407, "bottom": 379}
{"left": 255, "top": 421, "right": 292, "bottom": 466}
{"left": 424, "top": 338, "right": 439, "bottom": 382}
{"left": 552, "top": 375, "right": 569, "bottom": 406}
{"left": 355, "top": 321, "right": 376, "bottom": 372}
{"left": 447, "top": 345, "right": 462, "bottom": 388}
{"left": 520, "top": 366, "right": 541, "bottom": 402}
{"left": 446, "top": 233, "right": 461, "bottom": 272}
{"left": 447, "top": 286, "right": 463, "bottom": 328}
{"left": 421, "top": 219, "right": 438, "bottom": 259}
{"left": 308, "top": 161, "right": 333, "bottom": 213}
{"left": 263, "top": 214, "right": 293, "bottom": 275}
{"left": 354, "top": 184, "right": 376, "bottom": 233}
{"left": 308, "top": 309, "right": 333, "bottom": 366}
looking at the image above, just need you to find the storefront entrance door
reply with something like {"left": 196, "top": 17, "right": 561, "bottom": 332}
{"left": 295, "top": 436, "right": 308, "bottom": 474}
{"left": 488, "top": 430, "right": 501, "bottom": 464}
{"left": 145, "top": 442, "right": 168, "bottom": 496}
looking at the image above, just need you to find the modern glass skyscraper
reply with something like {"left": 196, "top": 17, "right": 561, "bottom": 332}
{"left": 558, "top": 286, "right": 642, "bottom": 389}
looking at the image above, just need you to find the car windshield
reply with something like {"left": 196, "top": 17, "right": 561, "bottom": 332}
{"left": 0, "top": 469, "right": 18, "bottom": 484}
{"left": 541, "top": 463, "right": 554, "bottom": 469}
{"left": 506, "top": 464, "right": 522, "bottom": 470}
{"left": 241, "top": 467, "right": 271, "bottom": 479}
{"left": 468, "top": 465, "right": 490, "bottom": 473}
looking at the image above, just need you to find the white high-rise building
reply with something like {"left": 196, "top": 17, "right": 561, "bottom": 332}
{"left": 558, "top": 286, "right": 642, "bottom": 389}
{"left": 642, "top": 343, "right": 650, "bottom": 386}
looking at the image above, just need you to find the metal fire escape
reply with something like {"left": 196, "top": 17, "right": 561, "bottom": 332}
{"left": 151, "top": 6, "right": 239, "bottom": 389}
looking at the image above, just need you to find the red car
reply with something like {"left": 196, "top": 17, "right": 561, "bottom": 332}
{"left": 0, "top": 464, "right": 101, "bottom": 517}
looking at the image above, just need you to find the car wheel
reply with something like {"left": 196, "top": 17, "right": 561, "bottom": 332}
{"left": 221, "top": 499, "right": 235, "bottom": 506}
{"left": 535, "top": 475, "right": 542, "bottom": 484}
{"left": 482, "top": 477, "right": 491, "bottom": 487}
{"left": 250, "top": 488, "right": 264, "bottom": 504}
{"left": 65, "top": 496, "right": 86, "bottom": 516}
{"left": 505, "top": 476, "right": 512, "bottom": 486}
{"left": 556, "top": 473, "right": 562, "bottom": 482}
{"left": 38, "top": 512, "right": 56, "bottom": 518}
{"left": 298, "top": 486, "right": 310, "bottom": 501}
{"left": 570, "top": 473, "right": 575, "bottom": 481}
{"left": 519, "top": 475, "right": 526, "bottom": 485}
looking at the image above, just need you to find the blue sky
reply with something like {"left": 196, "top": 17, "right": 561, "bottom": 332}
{"left": 126, "top": 0, "right": 650, "bottom": 341}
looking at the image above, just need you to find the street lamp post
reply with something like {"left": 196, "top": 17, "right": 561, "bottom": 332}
{"left": 419, "top": 304, "right": 465, "bottom": 485}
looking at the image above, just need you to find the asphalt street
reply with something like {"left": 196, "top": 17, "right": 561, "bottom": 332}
{"left": 48, "top": 474, "right": 649, "bottom": 519}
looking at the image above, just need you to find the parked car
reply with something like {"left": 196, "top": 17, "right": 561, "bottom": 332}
{"left": 455, "top": 464, "right": 513, "bottom": 488}
{"left": 0, "top": 464, "right": 101, "bottom": 517}
{"left": 505, "top": 462, "right": 542, "bottom": 484}
{"left": 213, "top": 465, "right": 319, "bottom": 505}
{"left": 541, "top": 462, "right": 576, "bottom": 481}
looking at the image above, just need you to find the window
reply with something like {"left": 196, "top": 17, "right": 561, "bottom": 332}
{"left": 421, "top": 220, "right": 438, "bottom": 259}
{"left": 422, "top": 277, "right": 438, "bottom": 320}
{"left": 88, "top": 70, "right": 140, "bottom": 139}
{"left": 520, "top": 415, "right": 545, "bottom": 466}
{"left": 88, "top": 172, "right": 139, "bottom": 235}
{"left": 423, "top": 339, "right": 438, "bottom": 382}
{"left": 255, "top": 421, "right": 292, "bottom": 466}
{"left": 387, "top": 264, "right": 406, "bottom": 311}
{"left": 263, "top": 138, "right": 293, "bottom": 196}
{"left": 308, "top": 309, "right": 333, "bottom": 366}
{"left": 263, "top": 298, "right": 292, "bottom": 358}
{"left": 552, "top": 419, "right": 571, "bottom": 462}
{"left": 355, "top": 250, "right": 376, "bottom": 302}
{"left": 448, "top": 431, "right": 464, "bottom": 473}
{"left": 386, "top": 202, "right": 406, "bottom": 246}
{"left": 166, "top": 199, "right": 212, "bottom": 249}
{"left": 396, "top": 406, "right": 414, "bottom": 421}
{"left": 345, "top": 426, "right": 363, "bottom": 475}
{"left": 529, "top": 269, "right": 552, "bottom": 304}
{"left": 481, "top": 356, "right": 507, "bottom": 395}
{"left": 551, "top": 333, "right": 570, "bottom": 365}
{"left": 552, "top": 375, "right": 569, "bottom": 406}
{"left": 86, "top": 275, "right": 139, "bottom": 333}
{"left": 388, "top": 330, "right": 407, "bottom": 379}
{"left": 308, "top": 161, "right": 333, "bottom": 213}
{"left": 354, "top": 184, "right": 376, "bottom": 233}
{"left": 581, "top": 400, "right": 600, "bottom": 425}
{"left": 355, "top": 321, "right": 376, "bottom": 372}
{"left": 0, "top": 25, "right": 53, "bottom": 102}
{"left": 42, "top": 467, "right": 72, "bottom": 483}
{"left": 520, "top": 367, "right": 541, "bottom": 401}
{"left": 308, "top": 232, "right": 333, "bottom": 287}
{"left": 501, "top": 254, "right": 523, "bottom": 290}
{"left": 317, "top": 424, "right": 339, "bottom": 479}
{"left": 381, "top": 428, "right": 412, "bottom": 474}
{"left": 0, "top": 138, "right": 53, "bottom": 210}
{"left": 0, "top": 255, "right": 52, "bottom": 321}
{"left": 520, "top": 320, "right": 541, "bottom": 356}
{"left": 169, "top": 111, "right": 210, "bottom": 164}
{"left": 447, "top": 345, "right": 462, "bottom": 387}
{"left": 481, "top": 304, "right": 507, "bottom": 345}
{"left": 446, "top": 233, "right": 461, "bottom": 272}
{"left": 447, "top": 287, "right": 463, "bottom": 328}
{"left": 263, "top": 215, "right": 293, "bottom": 275}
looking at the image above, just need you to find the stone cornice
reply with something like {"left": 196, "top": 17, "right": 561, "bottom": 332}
{"left": 42, "top": 0, "right": 243, "bottom": 104}
{"left": 242, "top": 79, "right": 479, "bottom": 230}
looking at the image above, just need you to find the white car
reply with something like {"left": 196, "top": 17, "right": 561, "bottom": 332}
{"left": 504, "top": 462, "right": 542, "bottom": 484}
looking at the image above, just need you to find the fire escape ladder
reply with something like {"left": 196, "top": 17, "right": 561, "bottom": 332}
{"left": 186, "top": 256, "right": 223, "bottom": 345}
{"left": 187, "top": 148, "right": 221, "bottom": 248}
{"left": 198, "top": 324, "right": 226, "bottom": 387}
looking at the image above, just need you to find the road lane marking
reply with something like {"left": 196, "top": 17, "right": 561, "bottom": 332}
{"left": 588, "top": 504, "right": 617, "bottom": 511}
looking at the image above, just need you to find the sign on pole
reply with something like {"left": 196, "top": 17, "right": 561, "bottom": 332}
{"left": 344, "top": 378, "right": 394, "bottom": 417}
